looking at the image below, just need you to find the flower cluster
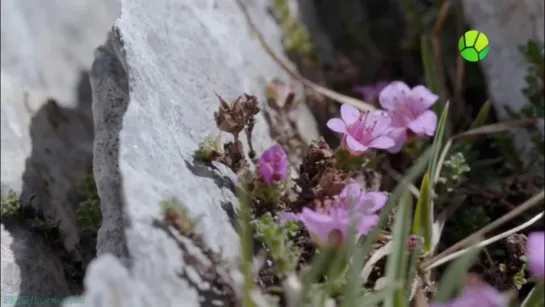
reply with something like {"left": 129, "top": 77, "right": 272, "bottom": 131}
{"left": 329, "top": 81, "right": 439, "bottom": 154}
{"left": 258, "top": 144, "right": 288, "bottom": 185}
{"left": 251, "top": 144, "right": 289, "bottom": 205}
{"left": 280, "top": 182, "right": 387, "bottom": 246}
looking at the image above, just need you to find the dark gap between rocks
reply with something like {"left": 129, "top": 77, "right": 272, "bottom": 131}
{"left": 5, "top": 70, "right": 97, "bottom": 304}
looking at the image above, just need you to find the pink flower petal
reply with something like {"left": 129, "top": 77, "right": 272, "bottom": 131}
{"left": 368, "top": 111, "right": 392, "bottom": 136}
{"left": 359, "top": 192, "right": 388, "bottom": 214}
{"left": 258, "top": 144, "right": 288, "bottom": 184}
{"left": 327, "top": 118, "right": 347, "bottom": 133}
{"left": 407, "top": 110, "right": 437, "bottom": 136}
{"left": 259, "top": 163, "right": 274, "bottom": 184}
{"left": 379, "top": 81, "right": 411, "bottom": 111}
{"left": 368, "top": 136, "right": 395, "bottom": 150}
{"left": 298, "top": 208, "right": 339, "bottom": 244}
{"left": 409, "top": 85, "right": 439, "bottom": 112}
{"left": 528, "top": 232, "right": 545, "bottom": 280}
{"left": 345, "top": 134, "right": 368, "bottom": 153}
{"left": 385, "top": 127, "right": 408, "bottom": 153}
{"left": 356, "top": 215, "right": 379, "bottom": 235}
{"left": 431, "top": 281, "right": 507, "bottom": 307}
{"left": 340, "top": 104, "right": 360, "bottom": 126}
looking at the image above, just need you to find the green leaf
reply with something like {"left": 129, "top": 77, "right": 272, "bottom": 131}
{"left": 432, "top": 242, "right": 482, "bottom": 302}
{"left": 414, "top": 101, "right": 449, "bottom": 252}
{"left": 521, "top": 282, "right": 545, "bottom": 307}
{"left": 299, "top": 245, "right": 336, "bottom": 303}
{"left": 360, "top": 282, "right": 404, "bottom": 307}
{"left": 469, "top": 100, "right": 492, "bottom": 130}
{"left": 412, "top": 173, "right": 432, "bottom": 251}
{"left": 404, "top": 239, "right": 422, "bottom": 302}
{"left": 421, "top": 35, "right": 440, "bottom": 104}
{"left": 340, "top": 146, "right": 433, "bottom": 307}
{"left": 237, "top": 190, "right": 255, "bottom": 307}
{"left": 429, "top": 100, "right": 450, "bottom": 180}
{"left": 461, "top": 99, "right": 493, "bottom": 147}
{"left": 384, "top": 191, "right": 413, "bottom": 307}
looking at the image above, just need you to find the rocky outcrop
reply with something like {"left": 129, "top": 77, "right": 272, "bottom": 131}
{"left": 70, "top": 0, "right": 320, "bottom": 306}
{"left": 462, "top": 0, "right": 544, "bottom": 163}
{"left": 1, "top": 222, "right": 70, "bottom": 305}
{"left": 1, "top": 0, "right": 119, "bottom": 302}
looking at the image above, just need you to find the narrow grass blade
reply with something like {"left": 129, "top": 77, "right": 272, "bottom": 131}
{"left": 412, "top": 173, "right": 432, "bottom": 251}
{"left": 360, "top": 282, "right": 403, "bottom": 307}
{"left": 426, "top": 211, "right": 543, "bottom": 271}
{"left": 521, "top": 283, "right": 545, "bottom": 307}
{"left": 453, "top": 118, "right": 537, "bottom": 140}
{"left": 432, "top": 242, "right": 482, "bottom": 303}
{"left": 406, "top": 242, "right": 422, "bottom": 302}
{"left": 461, "top": 100, "right": 492, "bottom": 147}
{"left": 299, "top": 245, "right": 336, "bottom": 304}
{"left": 421, "top": 35, "right": 441, "bottom": 113}
{"left": 361, "top": 242, "right": 392, "bottom": 282}
{"left": 424, "top": 190, "right": 544, "bottom": 270}
{"left": 434, "top": 117, "right": 537, "bottom": 185}
{"left": 384, "top": 191, "right": 413, "bottom": 307}
{"left": 238, "top": 190, "right": 255, "bottom": 307}
{"left": 428, "top": 101, "right": 450, "bottom": 180}
{"left": 341, "top": 147, "right": 433, "bottom": 307}
{"left": 416, "top": 101, "right": 449, "bottom": 253}
{"left": 469, "top": 100, "right": 492, "bottom": 129}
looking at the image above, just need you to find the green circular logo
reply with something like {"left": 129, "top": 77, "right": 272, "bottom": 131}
{"left": 458, "top": 30, "right": 490, "bottom": 62}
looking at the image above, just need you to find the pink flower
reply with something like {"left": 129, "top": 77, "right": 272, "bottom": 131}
{"left": 326, "top": 104, "right": 395, "bottom": 155}
{"left": 431, "top": 275, "right": 507, "bottom": 307}
{"left": 378, "top": 81, "right": 439, "bottom": 153}
{"left": 353, "top": 81, "right": 390, "bottom": 105}
{"left": 280, "top": 182, "right": 387, "bottom": 245}
{"left": 258, "top": 144, "right": 288, "bottom": 185}
{"left": 527, "top": 232, "right": 545, "bottom": 280}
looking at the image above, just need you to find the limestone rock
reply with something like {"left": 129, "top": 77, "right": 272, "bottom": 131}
{"left": 1, "top": 222, "right": 70, "bottom": 306}
{"left": 80, "top": 0, "right": 320, "bottom": 306}
{"left": 1, "top": 0, "right": 119, "bottom": 300}
{"left": 462, "top": 0, "right": 544, "bottom": 162}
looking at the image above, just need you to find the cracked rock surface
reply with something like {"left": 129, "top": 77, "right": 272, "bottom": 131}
{"left": 1, "top": 0, "right": 119, "bottom": 302}
{"left": 77, "top": 0, "right": 319, "bottom": 306}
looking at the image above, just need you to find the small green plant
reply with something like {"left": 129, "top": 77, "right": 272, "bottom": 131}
{"left": 437, "top": 152, "right": 470, "bottom": 193}
{"left": 513, "top": 263, "right": 528, "bottom": 290}
{"left": 493, "top": 40, "right": 544, "bottom": 170}
{"left": 1, "top": 190, "right": 21, "bottom": 218}
{"left": 251, "top": 212, "right": 301, "bottom": 277}
{"left": 161, "top": 199, "right": 201, "bottom": 235}
{"left": 518, "top": 40, "right": 544, "bottom": 156}
{"left": 193, "top": 136, "right": 221, "bottom": 163}
{"left": 76, "top": 176, "right": 101, "bottom": 235}
{"left": 271, "top": 0, "right": 316, "bottom": 61}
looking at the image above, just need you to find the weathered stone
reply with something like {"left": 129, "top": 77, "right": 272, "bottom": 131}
{"left": 79, "top": 0, "right": 320, "bottom": 306}
{"left": 462, "top": 0, "right": 544, "bottom": 162}
{"left": 1, "top": 222, "right": 70, "bottom": 306}
{"left": 1, "top": 0, "right": 119, "bottom": 300}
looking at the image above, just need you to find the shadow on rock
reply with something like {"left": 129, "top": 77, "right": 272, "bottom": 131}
{"left": 220, "top": 200, "right": 238, "bottom": 231}
{"left": 5, "top": 70, "right": 96, "bottom": 303}
{"left": 184, "top": 159, "right": 237, "bottom": 195}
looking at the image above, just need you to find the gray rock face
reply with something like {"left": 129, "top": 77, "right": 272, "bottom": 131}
{"left": 78, "top": 0, "right": 319, "bottom": 306}
{"left": 1, "top": 222, "right": 70, "bottom": 306}
{"left": 462, "top": 0, "right": 544, "bottom": 161}
{"left": 1, "top": 0, "right": 119, "bottom": 301}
